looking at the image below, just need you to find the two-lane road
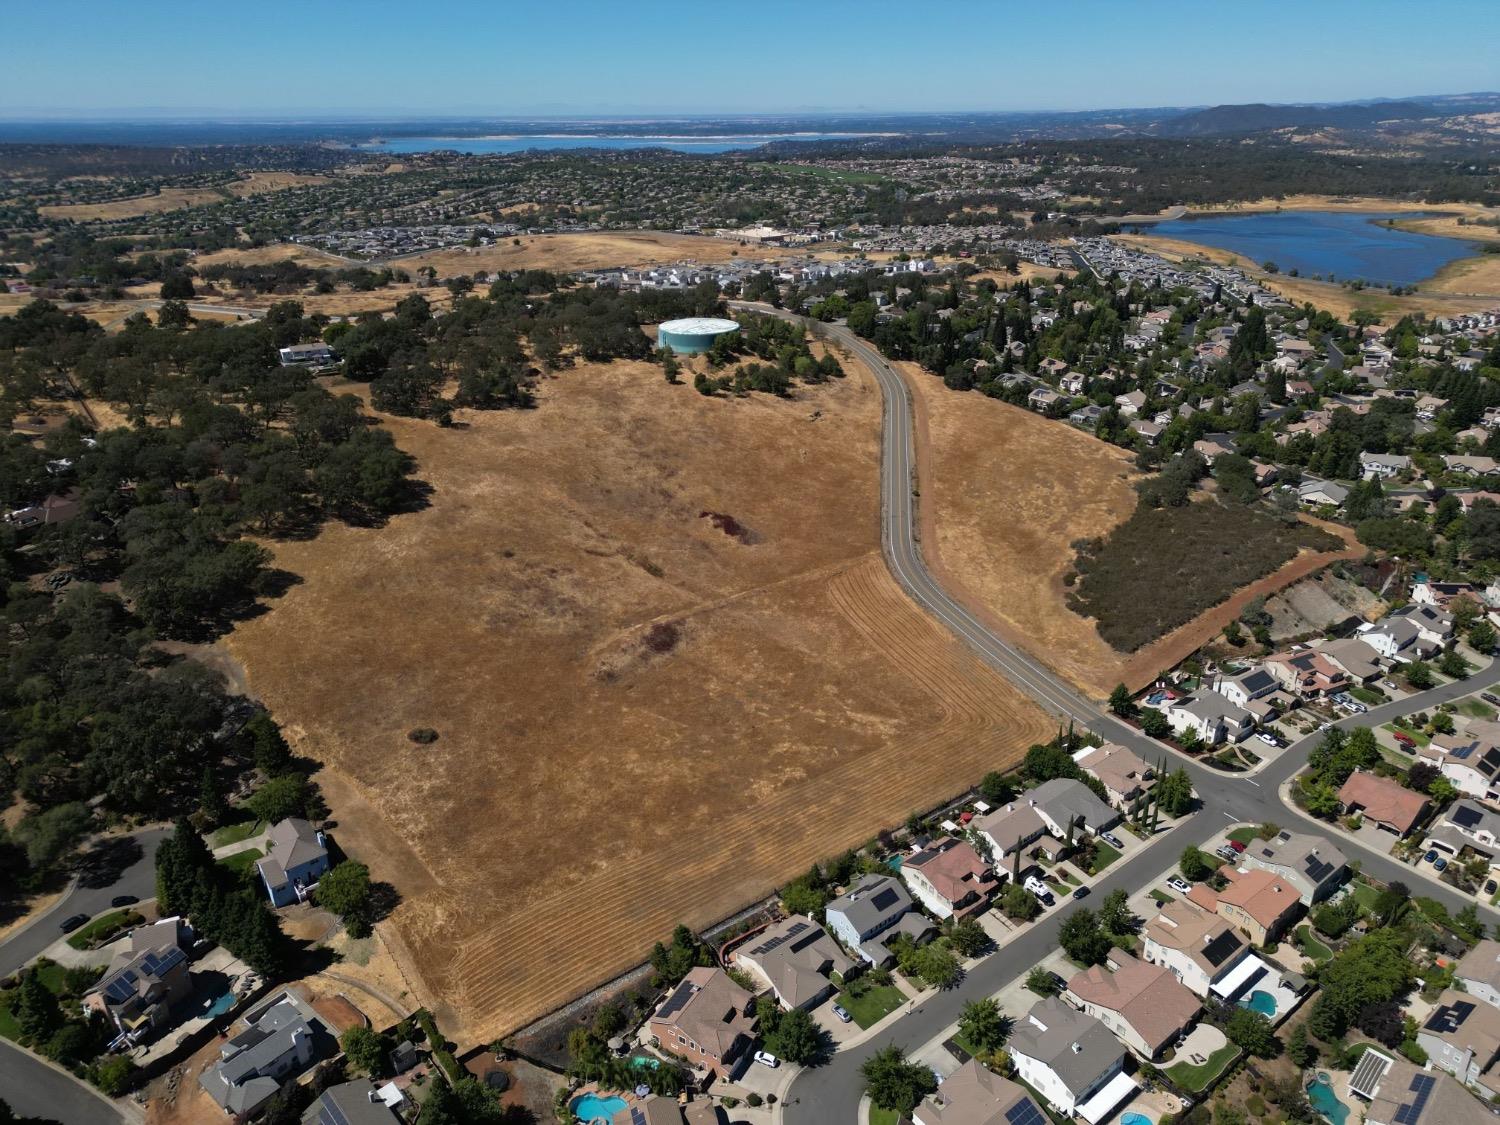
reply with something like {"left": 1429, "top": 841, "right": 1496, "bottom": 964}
{"left": 724, "top": 305, "right": 1500, "bottom": 1123}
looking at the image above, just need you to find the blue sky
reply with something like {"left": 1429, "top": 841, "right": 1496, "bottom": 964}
{"left": 2, "top": 0, "right": 1496, "bottom": 117}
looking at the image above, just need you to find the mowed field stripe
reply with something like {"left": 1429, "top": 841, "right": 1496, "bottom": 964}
{"left": 447, "top": 557, "right": 1050, "bottom": 1036}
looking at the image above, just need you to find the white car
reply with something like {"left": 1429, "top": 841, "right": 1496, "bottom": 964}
{"left": 754, "top": 1051, "right": 780, "bottom": 1069}
{"left": 1167, "top": 876, "right": 1193, "bottom": 893}
{"left": 1382, "top": 680, "right": 1398, "bottom": 691}
{"left": 1023, "top": 876, "right": 1055, "bottom": 903}
{"left": 1257, "top": 732, "right": 1278, "bottom": 746}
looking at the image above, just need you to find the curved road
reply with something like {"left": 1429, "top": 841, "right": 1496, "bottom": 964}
{"left": 726, "top": 306, "right": 1500, "bottom": 1124}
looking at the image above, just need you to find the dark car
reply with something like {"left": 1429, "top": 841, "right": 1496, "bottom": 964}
{"left": 110, "top": 895, "right": 138, "bottom": 908}
{"left": 59, "top": 913, "right": 89, "bottom": 933}
{"left": 1072, "top": 886, "right": 1091, "bottom": 900}
{"left": 1483, "top": 693, "right": 1500, "bottom": 707}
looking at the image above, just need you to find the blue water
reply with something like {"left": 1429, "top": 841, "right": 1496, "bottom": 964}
{"left": 1148, "top": 211, "right": 1477, "bottom": 288}
{"left": 202, "top": 991, "right": 236, "bottom": 1017}
{"left": 887, "top": 855, "right": 904, "bottom": 871}
{"left": 1239, "top": 989, "right": 1277, "bottom": 1017}
{"left": 1123, "top": 1113, "right": 1154, "bottom": 1125}
{"left": 360, "top": 133, "right": 871, "bottom": 155}
{"left": 571, "top": 1093, "right": 629, "bottom": 1122}
{"left": 630, "top": 1056, "right": 661, "bottom": 1070}
{"left": 1307, "top": 1074, "right": 1350, "bottom": 1125}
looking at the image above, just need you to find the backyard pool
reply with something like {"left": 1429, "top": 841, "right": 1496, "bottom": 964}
{"left": 1122, "top": 1113, "right": 1155, "bottom": 1125}
{"left": 629, "top": 1056, "right": 661, "bottom": 1070}
{"left": 1307, "top": 1073, "right": 1350, "bottom": 1125}
{"left": 571, "top": 1093, "right": 629, "bottom": 1122}
{"left": 1239, "top": 989, "right": 1277, "bottom": 1017}
{"left": 201, "top": 991, "right": 237, "bottom": 1018}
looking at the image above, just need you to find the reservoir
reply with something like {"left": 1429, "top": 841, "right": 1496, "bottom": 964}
{"left": 1147, "top": 210, "right": 1477, "bottom": 288}
{"left": 359, "top": 133, "right": 872, "bottom": 155}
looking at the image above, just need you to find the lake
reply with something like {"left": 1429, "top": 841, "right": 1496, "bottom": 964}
{"left": 1147, "top": 210, "right": 1477, "bottom": 287}
{"left": 359, "top": 133, "right": 874, "bottom": 155}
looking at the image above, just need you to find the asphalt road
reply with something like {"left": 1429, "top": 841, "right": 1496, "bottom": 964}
{"left": 726, "top": 305, "right": 1500, "bottom": 1124}
{"left": 0, "top": 1037, "right": 126, "bottom": 1124}
{"left": 0, "top": 827, "right": 170, "bottom": 979}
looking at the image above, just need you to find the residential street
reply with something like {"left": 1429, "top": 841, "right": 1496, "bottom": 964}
{"left": 0, "top": 1037, "right": 128, "bottom": 1124}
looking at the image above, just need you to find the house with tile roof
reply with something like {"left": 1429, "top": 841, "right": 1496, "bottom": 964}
{"left": 1338, "top": 771, "right": 1431, "bottom": 837}
{"left": 647, "top": 967, "right": 756, "bottom": 1079}
{"left": 1142, "top": 899, "right": 1256, "bottom": 999}
{"left": 1064, "top": 950, "right": 1200, "bottom": 1059}
{"left": 1416, "top": 989, "right": 1500, "bottom": 1097}
{"left": 1238, "top": 831, "right": 1347, "bottom": 905}
{"left": 901, "top": 837, "right": 997, "bottom": 920}
{"left": 1187, "top": 866, "right": 1302, "bottom": 946}
{"left": 734, "top": 916, "right": 852, "bottom": 1011}
{"left": 914, "top": 1059, "right": 1048, "bottom": 1125}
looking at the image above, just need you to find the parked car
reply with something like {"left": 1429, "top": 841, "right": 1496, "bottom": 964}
{"left": 1216, "top": 845, "right": 1238, "bottom": 861}
{"left": 1384, "top": 680, "right": 1400, "bottom": 691}
{"left": 1393, "top": 732, "right": 1417, "bottom": 748}
{"left": 59, "top": 913, "right": 89, "bottom": 933}
{"left": 1484, "top": 693, "right": 1500, "bottom": 707}
{"left": 1023, "top": 876, "right": 1055, "bottom": 905}
{"left": 831, "top": 1004, "right": 851, "bottom": 1024}
{"left": 1102, "top": 832, "right": 1124, "bottom": 849}
{"left": 1424, "top": 850, "right": 1440, "bottom": 865}
{"left": 1435, "top": 857, "right": 1448, "bottom": 873}
{"left": 1072, "top": 886, "right": 1091, "bottom": 900}
{"left": 1229, "top": 839, "right": 1247, "bottom": 853}
{"left": 110, "top": 895, "right": 138, "bottom": 908}
{"left": 1486, "top": 880, "right": 1497, "bottom": 896}
{"left": 754, "top": 1051, "right": 780, "bottom": 1069}
{"left": 1257, "top": 732, "right": 1279, "bottom": 746}
{"left": 1167, "top": 876, "right": 1193, "bottom": 893}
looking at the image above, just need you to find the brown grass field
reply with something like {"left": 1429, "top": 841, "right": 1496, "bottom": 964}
{"left": 393, "top": 230, "right": 804, "bottom": 274}
{"left": 225, "top": 355, "right": 1051, "bottom": 1041}
{"left": 1115, "top": 233, "right": 1499, "bottom": 322}
{"left": 36, "top": 172, "right": 332, "bottom": 221}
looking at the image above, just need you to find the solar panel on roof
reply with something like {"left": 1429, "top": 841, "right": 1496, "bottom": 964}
{"left": 1452, "top": 746, "right": 1475, "bottom": 760}
{"left": 1201, "top": 931, "right": 1243, "bottom": 967}
{"left": 319, "top": 1099, "right": 350, "bottom": 1125}
{"left": 1454, "top": 806, "right": 1483, "bottom": 827}
{"left": 871, "top": 888, "right": 899, "bottom": 911}
{"left": 1393, "top": 1074, "right": 1435, "bottom": 1124}
{"left": 1483, "top": 749, "right": 1500, "bottom": 772}
{"left": 1006, "top": 1098, "right": 1047, "bottom": 1125}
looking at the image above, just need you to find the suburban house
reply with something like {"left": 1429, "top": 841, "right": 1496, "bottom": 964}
{"left": 1142, "top": 899, "right": 1256, "bottom": 999}
{"left": 1317, "top": 638, "right": 1385, "bottom": 685}
{"left": 914, "top": 1058, "right": 1048, "bottom": 1125}
{"left": 647, "top": 967, "right": 756, "bottom": 1078}
{"left": 1186, "top": 866, "right": 1302, "bottom": 946}
{"left": 1419, "top": 730, "right": 1500, "bottom": 802}
{"left": 1427, "top": 800, "right": 1500, "bottom": 864}
{"left": 900, "top": 837, "right": 997, "bottom": 920}
{"left": 1298, "top": 479, "right": 1349, "bottom": 509}
{"left": 1457, "top": 940, "right": 1500, "bottom": 1008}
{"left": 1063, "top": 950, "right": 1200, "bottom": 1059}
{"left": 1391, "top": 602, "right": 1457, "bottom": 645}
{"left": 1349, "top": 1050, "right": 1493, "bottom": 1125}
{"left": 734, "top": 915, "right": 852, "bottom": 1011}
{"left": 1444, "top": 455, "right": 1500, "bottom": 477}
{"left": 1210, "top": 666, "right": 1280, "bottom": 710}
{"left": 1073, "top": 743, "right": 1155, "bottom": 805}
{"left": 1415, "top": 990, "right": 1500, "bottom": 1098}
{"left": 301, "top": 1080, "right": 402, "bottom": 1125}
{"left": 973, "top": 780, "right": 1119, "bottom": 861}
{"left": 1337, "top": 771, "right": 1431, "bottom": 837}
{"left": 1412, "top": 579, "right": 1482, "bottom": 614}
{"left": 1360, "top": 452, "right": 1410, "bottom": 480}
{"left": 278, "top": 343, "right": 338, "bottom": 368}
{"left": 1164, "top": 693, "right": 1253, "bottom": 745}
{"left": 1029, "top": 387, "right": 1067, "bottom": 413}
{"left": 1362, "top": 603, "right": 1455, "bottom": 663}
{"left": 1263, "top": 649, "right": 1348, "bottom": 699}
{"left": 200, "top": 992, "right": 330, "bottom": 1120}
{"left": 973, "top": 801, "right": 1053, "bottom": 861}
{"left": 83, "top": 917, "right": 194, "bottom": 1045}
{"left": 1007, "top": 997, "right": 1136, "bottom": 1122}
{"left": 1239, "top": 831, "right": 1347, "bottom": 905}
{"left": 824, "top": 873, "right": 934, "bottom": 966}
{"left": 1115, "top": 391, "right": 1146, "bottom": 417}
{"left": 257, "top": 818, "right": 330, "bottom": 908}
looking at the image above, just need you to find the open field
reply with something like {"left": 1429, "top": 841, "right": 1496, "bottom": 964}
{"left": 186, "top": 242, "right": 356, "bottom": 270}
{"left": 36, "top": 172, "right": 332, "bottom": 221}
{"left": 1425, "top": 250, "right": 1500, "bottom": 296}
{"left": 226, "top": 355, "right": 1051, "bottom": 1041}
{"left": 1116, "top": 233, "right": 1500, "bottom": 322}
{"left": 900, "top": 363, "right": 1139, "bottom": 696}
{"left": 392, "top": 230, "right": 804, "bottom": 273}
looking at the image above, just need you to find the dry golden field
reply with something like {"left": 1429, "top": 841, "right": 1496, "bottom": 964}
{"left": 36, "top": 172, "right": 331, "bottom": 221}
{"left": 226, "top": 355, "right": 1051, "bottom": 1041}
{"left": 395, "top": 230, "right": 802, "bottom": 274}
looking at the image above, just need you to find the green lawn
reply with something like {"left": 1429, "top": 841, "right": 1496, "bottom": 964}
{"left": 1150, "top": 889, "right": 1174, "bottom": 905}
{"left": 210, "top": 817, "right": 266, "bottom": 848}
{"left": 869, "top": 1108, "right": 900, "bottom": 1125}
{"left": 1295, "top": 924, "right": 1332, "bottom": 962}
{"left": 1382, "top": 722, "right": 1430, "bottom": 748}
{"left": 836, "top": 984, "right": 906, "bottom": 1029}
{"left": 1166, "top": 1043, "right": 1241, "bottom": 1092}
{"left": 1089, "top": 841, "right": 1122, "bottom": 874}
{"left": 1460, "top": 699, "right": 1497, "bottom": 720}
{"left": 1351, "top": 686, "right": 1387, "bottom": 706}
{"left": 65, "top": 908, "right": 143, "bottom": 950}
{"left": 0, "top": 960, "right": 71, "bottom": 1041}
{"left": 219, "top": 847, "right": 265, "bottom": 874}
{"left": 1227, "top": 827, "right": 1258, "bottom": 845}
{"left": 1351, "top": 881, "right": 1383, "bottom": 912}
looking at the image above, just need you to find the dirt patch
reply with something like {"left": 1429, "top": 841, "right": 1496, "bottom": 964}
{"left": 226, "top": 356, "right": 1051, "bottom": 1042}
{"left": 900, "top": 362, "right": 1140, "bottom": 696}
{"left": 394, "top": 230, "right": 801, "bottom": 274}
{"left": 1266, "top": 569, "right": 1387, "bottom": 641}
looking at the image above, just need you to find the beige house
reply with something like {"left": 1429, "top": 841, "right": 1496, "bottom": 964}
{"left": 1064, "top": 950, "right": 1200, "bottom": 1059}
{"left": 1073, "top": 744, "right": 1155, "bottom": 805}
{"left": 914, "top": 1059, "right": 1048, "bottom": 1125}
{"left": 1188, "top": 867, "right": 1302, "bottom": 946}
{"left": 647, "top": 967, "right": 756, "bottom": 1078}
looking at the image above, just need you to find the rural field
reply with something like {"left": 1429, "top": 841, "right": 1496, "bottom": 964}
{"left": 226, "top": 352, "right": 1051, "bottom": 1041}
{"left": 393, "top": 230, "right": 807, "bottom": 274}
{"left": 35, "top": 171, "right": 333, "bottom": 221}
{"left": 900, "top": 363, "right": 1139, "bottom": 696}
{"left": 1115, "top": 232, "right": 1500, "bottom": 321}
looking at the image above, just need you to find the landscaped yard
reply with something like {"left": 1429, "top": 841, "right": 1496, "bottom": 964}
{"left": 1382, "top": 722, "right": 1430, "bottom": 748}
{"left": 1460, "top": 699, "right": 1497, "bottom": 720}
{"left": 219, "top": 847, "right": 265, "bottom": 875}
{"left": 210, "top": 817, "right": 266, "bottom": 848}
{"left": 869, "top": 1108, "right": 900, "bottom": 1125}
{"left": 1150, "top": 889, "right": 1174, "bottom": 905}
{"left": 1227, "top": 826, "right": 1258, "bottom": 845}
{"left": 65, "top": 908, "right": 144, "bottom": 950}
{"left": 836, "top": 984, "right": 906, "bottom": 1029}
{"left": 1088, "top": 841, "right": 1122, "bottom": 874}
{"left": 1295, "top": 924, "right": 1332, "bottom": 962}
{"left": 1350, "top": 880, "right": 1383, "bottom": 912}
{"left": 1166, "top": 1042, "right": 1241, "bottom": 1092}
{"left": 1351, "top": 686, "right": 1387, "bottom": 706}
{"left": 0, "top": 960, "right": 74, "bottom": 1041}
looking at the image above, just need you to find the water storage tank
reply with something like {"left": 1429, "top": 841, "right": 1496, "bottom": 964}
{"left": 655, "top": 316, "right": 741, "bottom": 356}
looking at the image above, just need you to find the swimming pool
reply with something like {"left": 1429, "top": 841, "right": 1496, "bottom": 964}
{"left": 1239, "top": 989, "right": 1277, "bottom": 1017}
{"left": 1122, "top": 1113, "right": 1155, "bottom": 1125}
{"left": 887, "top": 855, "right": 904, "bottom": 871}
{"left": 202, "top": 991, "right": 236, "bottom": 1017}
{"left": 629, "top": 1055, "right": 661, "bottom": 1070}
{"left": 570, "top": 1093, "right": 629, "bottom": 1122}
{"left": 1307, "top": 1073, "right": 1350, "bottom": 1125}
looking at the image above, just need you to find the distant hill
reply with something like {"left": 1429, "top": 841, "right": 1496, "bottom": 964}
{"left": 1156, "top": 100, "right": 1434, "bottom": 137}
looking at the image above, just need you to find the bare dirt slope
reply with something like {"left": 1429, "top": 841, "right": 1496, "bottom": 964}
{"left": 900, "top": 362, "right": 1141, "bottom": 697}
{"left": 227, "top": 357, "right": 1051, "bottom": 1041}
